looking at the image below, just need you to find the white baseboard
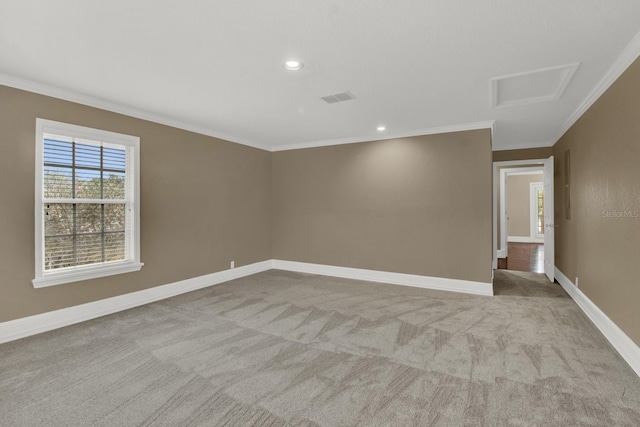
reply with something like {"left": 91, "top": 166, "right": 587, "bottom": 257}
{"left": 497, "top": 249, "right": 506, "bottom": 258}
{"left": 555, "top": 266, "right": 640, "bottom": 378}
{"left": 272, "top": 260, "right": 494, "bottom": 296}
{"left": 0, "top": 260, "right": 272, "bottom": 345}
{"left": 508, "top": 236, "right": 544, "bottom": 243}
{"left": 0, "top": 259, "right": 495, "bottom": 345}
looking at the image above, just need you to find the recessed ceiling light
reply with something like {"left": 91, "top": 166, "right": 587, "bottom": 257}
{"left": 283, "top": 60, "right": 303, "bottom": 71}
{"left": 376, "top": 125, "right": 386, "bottom": 131}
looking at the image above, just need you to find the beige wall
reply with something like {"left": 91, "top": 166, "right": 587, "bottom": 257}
{"left": 0, "top": 85, "right": 494, "bottom": 321}
{"left": 272, "top": 130, "right": 493, "bottom": 283}
{"left": 554, "top": 57, "right": 640, "bottom": 346}
{"left": 507, "top": 173, "right": 543, "bottom": 238}
{"left": 0, "top": 85, "right": 272, "bottom": 322}
{"left": 493, "top": 147, "right": 553, "bottom": 162}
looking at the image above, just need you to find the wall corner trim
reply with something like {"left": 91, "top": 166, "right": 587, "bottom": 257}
{"left": 554, "top": 29, "right": 640, "bottom": 143}
{"left": 272, "top": 260, "right": 494, "bottom": 296}
{"left": 555, "top": 266, "right": 640, "bottom": 378}
{"left": 0, "top": 260, "right": 273, "bottom": 345}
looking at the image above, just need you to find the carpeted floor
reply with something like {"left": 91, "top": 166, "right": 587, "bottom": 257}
{"left": 1, "top": 269, "right": 639, "bottom": 426}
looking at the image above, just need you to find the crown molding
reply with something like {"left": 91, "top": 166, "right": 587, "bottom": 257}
{"left": 554, "top": 29, "right": 640, "bottom": 143}
{"left": 1, "top": 73, "right": 494, "bottom": 153}
{"left": 270, "top": 120, "right": 495, "bottom": 152}
{"left": 0, "top": 73, "right": 270, "bottom": 151}
{"left": 492, "top": 141, "right": 555, "bottom": 152}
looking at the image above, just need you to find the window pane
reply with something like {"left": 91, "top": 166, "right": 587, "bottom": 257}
{"left": 44, "top": 204, "right": 73, "bottom": 236}
{"left": 103, "top": 147, "right": 126, "bottom": 171}
{"left": 44, "top": 167, "right": 73, "bottom": 198}
{"left": 43, "top": 138, "right": 72, "bottom": 166}
{"left": 105, "top": 232, "right": 126, "bottom": 262}
{"left": 43, "top": 204, "right": 127, "bottom": 270}
{"left": 105, "top": 204, "right": 126, "bottom": 231}
{"left": 77, "top": 204, "right": 102, "bottom": 234}
{"left": 75, "top": 168, "right": 102, "bottom": 199}
{"left": 44, "top": 235, "right": 74, "bottom": 270}
{"left": 103, "top": 171, "right": 125, "bottom": 199}
{"left": 76, "top": 234, "right": 102, "bottom": 266}
{"left": 537, "top": 189, "right": 544, "bottom": 235}
{"left": 74, "top": 142, "right": 102, "bottom": 168}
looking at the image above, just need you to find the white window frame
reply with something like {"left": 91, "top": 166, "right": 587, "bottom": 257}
{"left": 33, "top": 119, "right": 143, "bottom": 288}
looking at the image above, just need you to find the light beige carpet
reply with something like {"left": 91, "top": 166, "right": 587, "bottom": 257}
{"left": 1, "top": 269, "right": 639, "bottom": 426}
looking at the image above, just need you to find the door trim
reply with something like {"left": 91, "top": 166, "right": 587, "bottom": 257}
{"left": 543, "top": 156, "right": 555, "bottom": 282}
{"left": 492, "top": 159, "right": 546, "bottom": 269}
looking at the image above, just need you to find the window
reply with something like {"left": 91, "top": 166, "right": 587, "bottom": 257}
{"left": 537, "top": 187, "right": 545, "bottom": 235}
{"left": 33, "top": 119, "right": 142, "bottom": 288}
{"left": 529, "top": 182, "right": 544, "bottom": 240}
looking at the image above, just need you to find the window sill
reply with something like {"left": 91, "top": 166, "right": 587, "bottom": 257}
{"left": 32, "top": 261, "right": 144, "bottom": 288}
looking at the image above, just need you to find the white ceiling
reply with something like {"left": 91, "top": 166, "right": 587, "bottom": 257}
{"left": 1, "top": 1, "right": 640, "bottom": 151}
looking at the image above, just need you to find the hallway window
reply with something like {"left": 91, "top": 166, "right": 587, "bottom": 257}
{"left": 537, "top": 188, "right": 545, "bottom": 235}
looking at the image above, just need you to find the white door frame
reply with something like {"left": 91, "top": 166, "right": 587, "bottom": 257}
{"left": 543, "top": 156, "right": 555, "bottom": 282}
{"left": 492, "top": 159, "right": 546, "bottom": 269}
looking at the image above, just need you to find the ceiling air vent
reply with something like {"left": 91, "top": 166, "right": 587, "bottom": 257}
{"left": 321, "top": 91, "right": 356, "bottom": 104}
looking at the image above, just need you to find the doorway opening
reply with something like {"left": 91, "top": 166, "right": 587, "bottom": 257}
{"left": 492, "top": 157, "right": 554, "bottom": 281}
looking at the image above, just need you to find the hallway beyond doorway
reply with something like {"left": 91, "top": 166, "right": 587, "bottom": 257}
{"left": 499, "top": 242, "right": 544, "bottom": 273}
